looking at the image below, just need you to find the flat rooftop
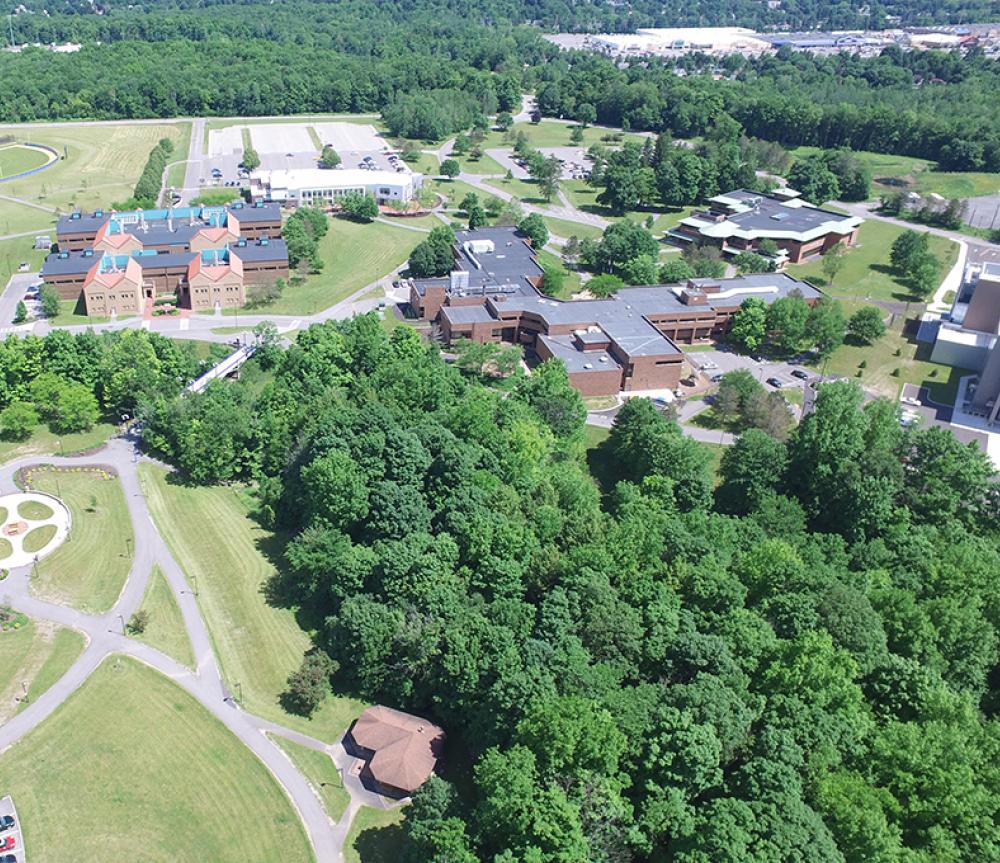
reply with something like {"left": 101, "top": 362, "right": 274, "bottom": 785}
{"left": 252, "top": 168, "right": 415, "bottom": 189}
{"left": 683, "top": 189, "right": 861, "bottom": 240}
{"left": 57, "top": 202, "right": 280, "bottom": 235}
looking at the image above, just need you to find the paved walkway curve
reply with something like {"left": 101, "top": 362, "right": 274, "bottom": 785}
{"left": 0, "top": 433, "right": 388, "bottom": 862}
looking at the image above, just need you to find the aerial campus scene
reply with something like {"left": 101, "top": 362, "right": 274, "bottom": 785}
{"left": 0, "top": 2, "right": 999, "bottom": 862}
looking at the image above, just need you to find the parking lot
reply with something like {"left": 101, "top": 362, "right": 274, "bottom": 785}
{"left": 686, "top": 348, "right": 818, "bottom": 391}
{"left": 0, "top": 795, "right": 25, "bottom": 861}
{"left": 198, "top": 121, "right": 403, "bottom": 192}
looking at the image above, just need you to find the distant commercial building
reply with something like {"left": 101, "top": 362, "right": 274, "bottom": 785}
{"left": 409, "top": 226, "right": 823, "bottom": 397}
{"left": 586, "top": 27, "right": 771, "bottom": 55}
{"left": 249, "top": 168, "right": 423, "bottom": 206}
{"left": 669, "top": 188, "right": 862, "bottom": 264}
{"left": 44, "top": 202, "right": 287, "bottom": 316}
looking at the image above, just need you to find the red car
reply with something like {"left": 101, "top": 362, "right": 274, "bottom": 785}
{"left": 0, "top": 836, "right": 15, "bottom": 852}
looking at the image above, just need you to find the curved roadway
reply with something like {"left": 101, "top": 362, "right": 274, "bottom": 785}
{"left": 0, "top": 434, "right": 396, "bottom": 862}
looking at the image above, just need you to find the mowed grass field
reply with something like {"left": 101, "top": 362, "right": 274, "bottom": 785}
{"left": 789, "top": 145, "right": 1000, "bottom": 200}
{"left": 139, "top": 464, "right": 368, "bottom": 742}
{"left": 0, "top": 656, "right": 313, "bottom": 863}
{"left": 134, "top": 565, "right": 196, "bottom": 669}
{"left": 271, "top": 734, "right": 350, "bottom": 820}
{"left": 0, "top": 620, "right": 85, "bottom": 723}
{"left": 344, "top": 806, "right": 407, "bottom": 863}
{"left": 29, "top": 467, "right": 133, "bottom": 613}
{"left": 0, "top": 144, "right": 51, "bottom": 177}
{"left": 0, "top": 422, "right": 115, "bottom": 464}
{"left": 788, "top": 220, "right": 958, "bottom": 303}
{"left": 0, "top": 122, "right": 190, "bottom": 240}
{"left": 229, "top": 217, "right": 426, "bottom": 315}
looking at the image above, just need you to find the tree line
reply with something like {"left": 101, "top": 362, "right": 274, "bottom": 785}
{"left": 138, "top": 313, "right": 999, "bottom": 862}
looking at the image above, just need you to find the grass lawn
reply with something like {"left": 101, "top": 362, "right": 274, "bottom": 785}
{"left": 0, "top": 539, "right": 10, "bottom": 559}
{"left": 0, "top": 197, "right": 55, "bottom": 236}
{"left": 508, "top": 120, "right": 647, "bottom": 150}
{"left": 228, "top": 217, "right": 425, "bottom": 316}
{"left": 29, "top": 467, "right": 133, "bottom": 614}
{"left": 789, "top": 145, "right": 1000, "bottom": 200}
{"left": 134, "top": 565, "right": 196, "bottom": 669}
{"left": 344, "top": 806, "right": 407, "bottom": 863}
{"left": 408, "top": 152, "right": 439, "bottom": 176}
{"left": 164, "top": 121, "right": 193, "bottom": 192}
{"left": 0, "top": 122, "right": 190, "bottom": 213}
{"left": 23, "top": 524, "right": 56, "bottom": 553}
{"left": 0, "top": 237, "right": 48, "bottom": 310}
{"left": 481, "top": 175, "right": 549, "bottom": 205}
{"left": 0, "top": 144, "right": 51, "bottom": 176}
{"left": 0, "top": 422, "right": 116, "bottom": 464}
{"left": 271, "top": 734, "right": 350, "bottom": 821}
{"left": 455, "top": 151, "right": 508, "bottom": 175}
{"left": 0, "top": 656, "right": 313, "bottom": 863}
{"left": 48, "top": 298, "right": 112, "bottom": 327}
{"left": 535, "top": 247, "right": 581, "bottom": 296}
{"left": 18, "top": 500, "right": 52, "bottom": 520}
{"left": 0, "top": 620, "right": 85, "bottom": 724}
{"left": 139, "top": 464, "right": 368, "bottom": 742}
{"left": 823, "top": 313, "right": 970, "bottom": 402}
{"left": 788, "top": 220, "right": 958, "bottom": 303}
{"left": 544, "top": 216, "right": 603, "bottom": 242}
{"left": 423, "top": 178, "right": 490, "bottom": 210}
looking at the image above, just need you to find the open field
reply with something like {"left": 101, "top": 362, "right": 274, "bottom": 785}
{"left": 824, "top": 310, "right": 970, "bottom": 402}
{"left": 536, "top": 247, "right": 581, "bottom": 296}
{"left": 48, "top": 297, "right": 112, "bottom": 327}
{"left": 423, "top": 177, "right": 490, "bottom": 210}
{"left": 544, "top": 215, "right": 603, "bottom": 242}
{"left": 271, "top": 734, "right": 350, "bottom": 821}
{"left": 204, "top": 114, "right": 385, "bottom": 144}
{"left": 0, "top": 199, "right": 55, "bottom": 236}
{"left": 788, "top": 220, "right": 958, "bottom": 303}
{"left": 0, "top": 620, "right": 85, "bottom": 723}
{"left": 344, "top": 806, "right": 407, "bottom": 863}
{"left": 226, "top": 217, "right": 425, "bottom": 316}
{"left": 29, "top": 467, "right": 133, "bottom": 614}
{"left": 164, "top": 122, "right": 194, "bottom": 193}
{"left": 0, "top": 422, "right": 116, "bottom": 464}
{"left": 0, "top": 144, "right": 51, "bottom": 177}
{"left": 500, "top": 120, "right": 647, "bottom": 151}
{"left": 0, "top": 656, "right": 314, "bottom": 863}
{"left": 134, "top": 565, "right": 196, "bottom": 669}
{"left": 0, "top": 122, "right": 190, "bottom": 214}
{"left": 789, "top": 146, "right": 1000, "bottom": 200}
{"left": 139, "top": 464, "right": 368, "bottom": 741}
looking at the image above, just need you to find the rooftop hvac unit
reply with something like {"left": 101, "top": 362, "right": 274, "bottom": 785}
{"left": 599, "top": 356, "right": 609, "bottom": 363}
{"left": 583, "top": 363, "right": 593, "bottom": 369}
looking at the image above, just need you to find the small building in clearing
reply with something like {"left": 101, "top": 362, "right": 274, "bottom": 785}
{"left": 348, "top": 705, "right": 446, "bottom": 797}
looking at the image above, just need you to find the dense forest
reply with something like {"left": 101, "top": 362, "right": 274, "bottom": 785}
{"left": 3, "top": 0, "right": 1000, "bottom": 172}
{"left": 10, "top": 0, "right": 1000, "bottom": 33}
{"left": 134, "top": 315, "right": 1000, "bottom": 863}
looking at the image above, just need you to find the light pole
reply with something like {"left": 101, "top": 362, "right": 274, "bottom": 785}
{"left": 20, "top": 681, "right": 27, "bottom": 703}
{"left": 190, "top": 574, "right": 198, "bottom": 596}
{"left": 235, "top": 681, "right": 243, "bottom": 705}
{"left": 125, "top": 537, "right": 132, "bottom": 558}
{"left": 117, "top": 614, "right": 126, "bottom": 635}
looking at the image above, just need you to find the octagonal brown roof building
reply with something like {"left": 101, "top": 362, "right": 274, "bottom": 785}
{"left": 349, "top": 705, "right": 446, "bottom": 796}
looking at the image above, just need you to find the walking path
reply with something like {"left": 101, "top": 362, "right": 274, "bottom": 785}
{"left": 0, "top": 434, "right": 399, "bottom": 862}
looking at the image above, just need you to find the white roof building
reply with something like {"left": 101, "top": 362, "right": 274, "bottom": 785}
{"left": 249, "top": 168, "right": 423, "bottom": 206}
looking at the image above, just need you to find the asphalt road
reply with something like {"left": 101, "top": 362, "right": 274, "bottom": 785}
{"left": 0, "top": 434, "right": 400, "bottom": 861}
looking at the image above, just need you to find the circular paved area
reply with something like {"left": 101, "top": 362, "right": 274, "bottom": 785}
{"left": 0, "top": 492, "right": 70, "bottom": 568}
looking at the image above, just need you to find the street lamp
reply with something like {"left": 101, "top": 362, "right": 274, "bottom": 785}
{"left": 117, "top": 614, "right": 126, "bottom": 635}
{"left": 235, "top": 681, "right": 243, "bottom": 705}
{"left": 125, "top": 537, "right": 132, "bottom": 558}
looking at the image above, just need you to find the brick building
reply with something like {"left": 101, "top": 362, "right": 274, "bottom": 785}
{"left": 409, "top": 226, "right": 824, "bottom": 397}
{"left": 668, "top": 188, "right": 862, "bottom": 264}
{"left": 43, "top": 202, "right": 286, "bottom": 315}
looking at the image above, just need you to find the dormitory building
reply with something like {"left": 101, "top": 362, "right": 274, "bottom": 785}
{"left": 42, "top": 202, "right": 287, "bottom": 316}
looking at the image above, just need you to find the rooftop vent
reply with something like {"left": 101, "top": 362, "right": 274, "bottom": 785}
{"left": 770, "top": 212, "right": 790, "bottom": 222}
{"left": 83, "top": 249, "right": 93, "bottom": 257}
{"left": 599, "top": 356, "right": 609, "bottom": 363}
{"left": 583, "top": 363, "right": 593, "bottom": 369}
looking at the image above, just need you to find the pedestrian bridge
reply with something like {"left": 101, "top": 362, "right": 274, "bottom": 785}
{"left": 187, "top": 344, "right": 256, "bottom": 393}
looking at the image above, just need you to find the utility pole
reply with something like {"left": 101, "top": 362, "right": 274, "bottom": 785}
{"left": 8, "top": 14, "right": 14, "bottom": 50}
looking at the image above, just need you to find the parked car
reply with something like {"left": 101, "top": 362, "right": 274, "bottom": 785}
{"left": 210, "top": 168, "right": 223, "bottom": 178}
{"left": 766, "top": 377, "right": 783, "bottom": 388}
{"left": 0, "top": 835, "right": 16, "bottom": 851}
{"left": 700, "top": 360, "right": 718, "bottom": 370}
{"left": 17, "top": 261, "right": 29, "bottom": 272}
{"left": 711, "top": 373, "right": 724, "bottom": 383}
{"left": 0, "top": 853, "right": 15, "bottom": 863}
{"left": 0, "top": 815, "right": 13, "bottom": 832}
{"left": 791, "top": 369, "right": 810, "bottom": 380}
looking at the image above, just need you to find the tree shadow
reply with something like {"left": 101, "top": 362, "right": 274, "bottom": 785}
{"left": 585, "top": 439, "right": 619, "bottom": 494}
{"left": 352, "top": 823, "right": 407, "bottom": 863}
{"left": 255, "top": 530, "right": 328, "bottom": 634}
